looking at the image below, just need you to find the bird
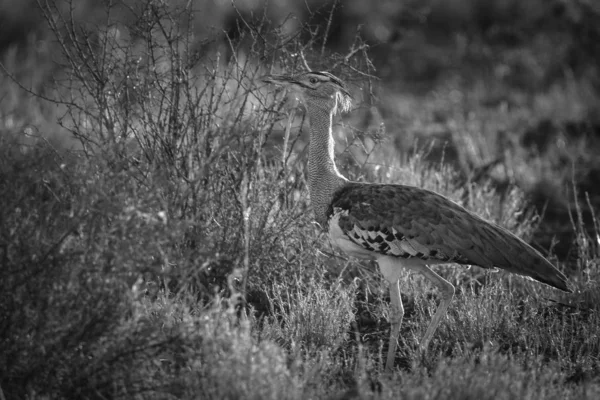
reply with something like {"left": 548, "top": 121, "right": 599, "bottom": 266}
{"left": 261, "top": 70, "right": 572, "bottom": 371}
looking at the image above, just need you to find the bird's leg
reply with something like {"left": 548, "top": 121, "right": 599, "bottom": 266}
{"left": 416, "top": 265, "right": 455, "bottom": 351}
{"left": 386, "top": 279, "right": 404, "bottom": 371}
{"left": 378, "top": 257, "right": 406, "bottom": 371}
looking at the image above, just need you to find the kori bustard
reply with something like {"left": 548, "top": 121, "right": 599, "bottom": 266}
{"left": 262, "top": 70, "right": 572, "bottom": 371}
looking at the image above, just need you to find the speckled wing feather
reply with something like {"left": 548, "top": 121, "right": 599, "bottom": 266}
{"left": 327, "top": 182, "right": 571, "bottom": 292}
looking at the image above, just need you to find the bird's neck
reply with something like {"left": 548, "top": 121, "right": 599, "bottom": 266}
{"left": 306, "top": 102, "right": 348, "bottom": 228}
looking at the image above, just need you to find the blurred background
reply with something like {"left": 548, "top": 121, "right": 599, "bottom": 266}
{"left": 1, "top": 0, "right": 599, "bottom": 259}
{"left": 2, "top": 3, "right": 600, "bottom": 397}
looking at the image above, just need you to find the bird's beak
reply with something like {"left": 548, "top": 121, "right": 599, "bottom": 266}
{"left": 261, "top": 74, "right": 295, "bottom": 87}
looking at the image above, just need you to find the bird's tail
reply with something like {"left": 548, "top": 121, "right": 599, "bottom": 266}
{"left": 484, "top": 223, "right": 573, "bottom": 293}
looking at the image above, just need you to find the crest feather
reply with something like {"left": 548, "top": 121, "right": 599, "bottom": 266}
{"left": 334, "top": 90, "right": 352, "bottom": 115}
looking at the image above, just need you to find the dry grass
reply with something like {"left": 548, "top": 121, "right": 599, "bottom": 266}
{"left": 1, "top": 1, "right": 599, "bottom": 399}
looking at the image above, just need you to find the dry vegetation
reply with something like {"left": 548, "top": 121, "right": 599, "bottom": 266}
{"left": 1, "top": 0, "right": 599, "bottom": 399}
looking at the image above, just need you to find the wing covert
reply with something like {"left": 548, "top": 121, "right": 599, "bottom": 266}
{"left": 328, "top": 182, "right": 512, "bottom": 267}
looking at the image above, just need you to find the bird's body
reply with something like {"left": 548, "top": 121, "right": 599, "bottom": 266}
{"left": 262, "top": 70, "right": 572, "bottom": 371}
{"left": 327, "top": 182, "right": 570, "bottom": 290}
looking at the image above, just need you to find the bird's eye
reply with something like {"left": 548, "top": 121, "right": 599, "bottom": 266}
{"left": 309, "top": 77, "right": 318, "bottom": 84}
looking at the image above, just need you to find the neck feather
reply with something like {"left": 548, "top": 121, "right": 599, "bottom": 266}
{"left": 306, "top": 102, "right": 347, "bottom": 227}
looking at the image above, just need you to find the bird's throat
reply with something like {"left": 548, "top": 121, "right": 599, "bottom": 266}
{"left": 306, "top": 102, "right": 347, "bottom": 228}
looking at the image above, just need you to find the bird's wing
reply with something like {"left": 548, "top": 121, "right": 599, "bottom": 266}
{"left": 327, "top": 182, "right": 571, "bottom": 292}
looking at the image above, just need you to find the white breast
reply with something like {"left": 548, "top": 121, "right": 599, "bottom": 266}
{"left": 328, "top": 211, "right": 376, "bottom": 260}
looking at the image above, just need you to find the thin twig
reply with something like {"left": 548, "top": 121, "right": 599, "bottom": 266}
{"left": 282, "top": 109, "right": 296, "bottom": 173}
{"left": 299, "top": 50, "right": 312, "bottom": 72}
{"left": 321, "top": 0, "right": 339, "bottom": 57}
{"left": 238, "top": 168, "right": 251, "bottom": 312}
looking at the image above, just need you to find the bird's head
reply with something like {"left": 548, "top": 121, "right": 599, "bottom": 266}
{"left": 262, "top": 71, "right": 352, "bottom": 115}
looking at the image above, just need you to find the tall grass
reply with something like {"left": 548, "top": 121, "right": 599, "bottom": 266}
{"left": 1, "top": 0, "right": 599, "bottom": 399}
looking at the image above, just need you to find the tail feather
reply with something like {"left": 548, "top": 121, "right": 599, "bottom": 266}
{"left": 518, "top": 245, "right": 572, "bottom": 293}
{"left": 486, "top": 224, "right": 572, "bottom": 293}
